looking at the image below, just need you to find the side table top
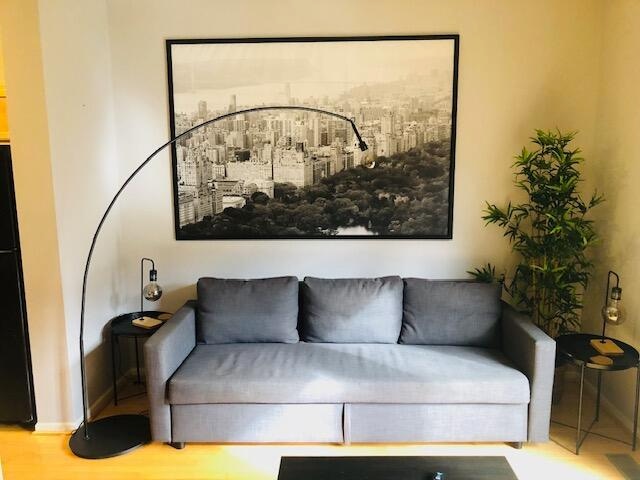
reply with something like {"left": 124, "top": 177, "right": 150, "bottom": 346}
{"left": 110, "top": 311, "right": 171, "bottom": 337}
{"left": 557, "top": 333, "right": 639, "bottom": 371}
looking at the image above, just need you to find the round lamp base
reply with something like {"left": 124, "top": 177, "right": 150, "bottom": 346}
{"left": 69, "top": 414, "right": 150, "bottom": 459}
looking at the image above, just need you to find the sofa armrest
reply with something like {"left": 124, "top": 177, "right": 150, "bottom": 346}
{"left": 144, "top": 300, "right": 196, "bottom": 442}
{"left": 501, "top": 302, "right": 556, "bottom": 442}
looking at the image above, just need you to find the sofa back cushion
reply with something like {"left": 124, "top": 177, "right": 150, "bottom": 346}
{"left": 197, "top": 276, "right": 299, "bottom": 344}
{"left": 399, "top": 279, "right": 502, "bottom": 347}
{"left": 301, "top": 276, "right": 403, "bottom": 343}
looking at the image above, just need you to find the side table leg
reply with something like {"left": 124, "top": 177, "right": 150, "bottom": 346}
{"left": 135, "top": 337, "right": 141, "bottom": 384}
{"left": 111, "top": 333, "right": 119, "bottom": 406}
{"left": 633, "top": 366, "right": 640, "bottom": 451}
{"left": 576, "top": 363, "right": 585, "bottom": 455}
{"left": 595, "top": 370, "right": 602, "bottom": 422}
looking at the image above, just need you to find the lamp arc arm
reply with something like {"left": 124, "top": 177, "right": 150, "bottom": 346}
{"left": 77, "top": 105, "right": 368, "bottom": 436}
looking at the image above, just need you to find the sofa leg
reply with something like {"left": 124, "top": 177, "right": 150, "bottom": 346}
{"left": 169, "top": 442, "right": 185, "bottom": 450}
{"left": 511, "top": 442, "right": 524, "bottom": 449}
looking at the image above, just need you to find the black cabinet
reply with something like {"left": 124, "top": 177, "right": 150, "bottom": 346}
{"left": 0, "top": 145, "right": 36, "bottom": 425}
{"left": 0, "top": 145, "right": 18, "bottom": 249}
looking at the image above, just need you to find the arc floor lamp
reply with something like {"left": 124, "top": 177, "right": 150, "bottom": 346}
{"left": 69, "top": 106, "right": 368, "bottom": 458}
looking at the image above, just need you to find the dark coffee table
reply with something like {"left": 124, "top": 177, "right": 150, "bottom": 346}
{"left": 277, "top": 456, "right": 517, "bottom": 480}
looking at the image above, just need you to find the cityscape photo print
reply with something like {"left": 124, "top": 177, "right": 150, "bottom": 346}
{"left": 167, "top": 36, "right": 458, "bottom": 239}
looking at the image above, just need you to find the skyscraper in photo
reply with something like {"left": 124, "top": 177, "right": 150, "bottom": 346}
{"left": 312, "top": 117, "right": 322, "bottom": 147}
{"left": 327, "top": 120, "right": 335, "bottom": 145}
{"left": 198, "top": 100, "right": 207, "bottom": 120}
{"left": 381, "top": 112, "right": 395, "bottom": 136}
{"left": 228, "top": 94, "right": 236, "bottom": 113}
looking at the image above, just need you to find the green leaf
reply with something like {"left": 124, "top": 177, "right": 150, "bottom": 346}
{"left": 471, "top": 129, "right": 603, "bottom": 337}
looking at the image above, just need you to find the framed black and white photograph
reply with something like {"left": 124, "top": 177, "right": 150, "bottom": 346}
{"left": 167, "top": 35, "right": 459, "bottom": 239}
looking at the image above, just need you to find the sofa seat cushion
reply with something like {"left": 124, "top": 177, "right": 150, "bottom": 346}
{"left": 168, "top": 343, "right": 529, "bottom": 405}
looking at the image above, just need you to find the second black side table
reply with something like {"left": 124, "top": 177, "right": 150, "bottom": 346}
{"left": 110, "top": 311, "right": 169, "bottom": 405}
{"left": 556, "top": 333, "right": 640, "bottom": 454}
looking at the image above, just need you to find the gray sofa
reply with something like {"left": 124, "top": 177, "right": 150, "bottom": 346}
{"left": 144, "top": 276, "right": 555, "bottom": 448}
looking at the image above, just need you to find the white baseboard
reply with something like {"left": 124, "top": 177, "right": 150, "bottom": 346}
{"left": 34, "top": 421, "right": 79, "bottom": 434}
{"left": 34, "top": 368, "right": 140, "bottom": 434}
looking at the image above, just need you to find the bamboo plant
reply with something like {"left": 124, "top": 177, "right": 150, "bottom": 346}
{"left": 470, "top": 130, "right": 603, "bottom": 337}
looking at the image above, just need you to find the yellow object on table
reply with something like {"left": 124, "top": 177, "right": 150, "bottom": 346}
{"left": 132, "top": 316, "right": 163, "bottom": 329}
{"left": 590, "top": 338, "right": 624, "bottom": 355}
{"left": 590, "top": 355, "right": 614, "bottom": 366}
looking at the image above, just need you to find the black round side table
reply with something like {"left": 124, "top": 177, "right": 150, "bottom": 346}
{"left": 110, "top": 311, "right": 170, "bottom": 405}
{"left": 556, "top": 333, "right": 640, "bottom": 454}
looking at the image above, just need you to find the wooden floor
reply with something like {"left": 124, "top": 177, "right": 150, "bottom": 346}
{"left": 0, "top": 376, "right": 638, "bottom": 480}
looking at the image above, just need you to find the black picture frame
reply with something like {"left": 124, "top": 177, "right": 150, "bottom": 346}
{"left": 166, "top": 34, "right": 459, "bottom": 240}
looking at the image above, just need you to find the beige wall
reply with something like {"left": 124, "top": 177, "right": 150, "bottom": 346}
{"left": 581, "top": 0, "right": 640, "bottom": 432}
{"left": 0, "top": 31, "right": 8, "bottom": 141}
{"left": 0, "top": 0, "right": 73, "bottom": 428}
{"left": 37, "top": 0, "right": 124, "bottom": 422}
{"left": 0, "top": 32, "right": 4, "bottom": 85}
{"left": 106, "top": 0, "right": 603, "bottom": 314}
{"left": 0, "top": 0, "right": 124, "bottom": 429}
